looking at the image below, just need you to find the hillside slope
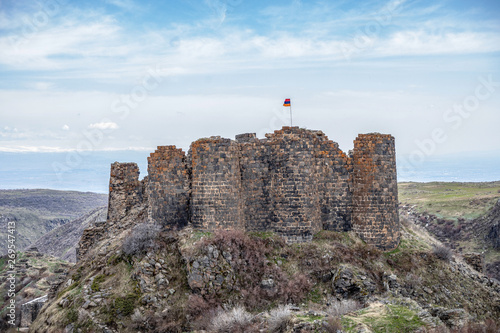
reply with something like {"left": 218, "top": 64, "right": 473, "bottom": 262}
{"left": 0, "top": 251, "right": 73, "bottom": 330}
{"left": 28, "top": 207, "right": 107, "bottom": 262}
{"left": 399, "top": 182, "right": 500, "bottom": 280}
{"left": 0, "top": 189, "right": 107, "bottom": 254}
{"left": 30, "top": 201, "right": 500, "bottom": 333}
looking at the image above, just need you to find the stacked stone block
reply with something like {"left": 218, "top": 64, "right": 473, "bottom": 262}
{"left": 147, "top": 146, "right": 189, "bottom": 228}
{"left": 237, "top": 133, "right": 273, "bottom": 232}
{"left": 107, "top": 162, "right": 144, "bottom": 222}
{"left": 351, "top": 134, "right": 400, "bottom": 250}
{"left": 311, "top": 130, "right": 353, "bottom": 232}
{"left": 188, "top": 137, "right": 243, "bottom": 231}
{"left": 265, "top": 127, "right": 323, "bottom": 241}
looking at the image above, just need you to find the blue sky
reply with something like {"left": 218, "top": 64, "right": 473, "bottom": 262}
{"left": 0, "top": 0, "right": 499, "bottom": 181}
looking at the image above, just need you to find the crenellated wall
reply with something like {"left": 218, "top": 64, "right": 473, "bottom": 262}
{"left": 105, "top": 127, "right": 400, "bottom": 250}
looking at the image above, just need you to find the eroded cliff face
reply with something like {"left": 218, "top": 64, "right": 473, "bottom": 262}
{"left": 105, "top": 127, "right": 399, "bottom": 251}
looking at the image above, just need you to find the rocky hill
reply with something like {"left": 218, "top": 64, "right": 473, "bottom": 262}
{"left": 27, "top": 207, "right": 107, "bottom": 262}
{"left": 0, "top": 251, "right": 73, "bottom": 331}
{"left": 29, "top": 197, "right": 500, "bottom": 333}
{"left": 0, "top": 189, "right": 108, "bottom": 254}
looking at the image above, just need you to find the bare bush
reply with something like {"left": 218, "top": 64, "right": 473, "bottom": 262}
{"left": 433, "top": 244, "right": 453, "bottom": 262}
{"left": 327, "top": 299, "right": 363, "bottom": 318}
{"left": 404, "top": 272, "right": 423, "bottom": 289}
{"left": 122, "top": 223, "right": 161, "bottom": 257}
{"left": 267, "top": 304, "right": 292, "bottom": 333}
{"left": 131, "top": 309, "right": 147, "bottom": 328}
{"left": 323, "top": 317, "right": 343, "bottom": 333}
{"left": 210, "top": 305, "right": 254, "bottom": 333}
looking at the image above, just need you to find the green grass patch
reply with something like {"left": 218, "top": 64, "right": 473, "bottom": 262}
{"left": 344, "top": 304, "right": 424, "bottom": 333}
{"left": 341, "top": 317, "right": 358, "bottom": 331}
{"left": 399, "top": 181, "right": 500, "bottom": 221}
{"left": 192, "top": 231, "right": 212, "bottom": 240}
{"left": 65, "top": 308, "right": 79, "bottom": 325}
{"left": 113, "top": 293, "right": 139, "bottom": 317}
{"left": 91, "top": 274, "right": 106, "bottom": 292}
{"left": 369, "top": 305, "right": 424, "bottom": 333}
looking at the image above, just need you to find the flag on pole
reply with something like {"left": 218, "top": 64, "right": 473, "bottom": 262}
{"left": 283, "top": 98, "right": 291, "bottom": 107}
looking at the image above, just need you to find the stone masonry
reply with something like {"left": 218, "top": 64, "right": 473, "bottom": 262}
{"left": 107, "top": 127, "right": 400, "bottom": 250}
{"left": 107, "top": 162, "right": 144, "bottom": 223}
{"left": 352, "top": 134, "right": 400, "bottom": 251}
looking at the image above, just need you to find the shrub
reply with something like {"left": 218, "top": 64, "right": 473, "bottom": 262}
{"left": 65, "top": 308, "right": 79, "bottom": 324}
{"left": 268, "top": 304, "right": 293, "bottom": 333}
{"left": 327, "top": 299, "right": 363, "bottom": 318}
{"left": 122, "top": 223, "right": 161, "bottom": 257}
{"left": 91, "top": 274, "right": 106, "bottom": 292}
{"left": 210, "top": 305, "right": 254, "bottom": 333}
{"left": 323, "top": 317, "right": 343, "bottom": 333}
{"left": 433, "top": 244, "right": 453, "bottom": 262}
{"left": 403, "top": 272, "right": 423, "bottom": 289}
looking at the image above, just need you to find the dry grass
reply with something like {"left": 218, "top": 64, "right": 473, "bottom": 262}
{"left": 327, "top": 299, "right": 363, "bottom": 318}
{"left": 210, "top": 305, "right": 255, "bottom": 333}
{"left": 267, "top": 304, "right": 293, "bottom": 333}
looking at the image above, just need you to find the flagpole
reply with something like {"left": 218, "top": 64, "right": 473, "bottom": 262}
{"left": 290, "top": 103, "right": 293, "bottom": 126}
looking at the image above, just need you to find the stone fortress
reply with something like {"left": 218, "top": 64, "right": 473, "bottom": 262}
{"left": 107, "top": 127, "right": 400, "bottom": 251}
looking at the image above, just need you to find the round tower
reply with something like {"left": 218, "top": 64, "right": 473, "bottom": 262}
{"left": 351, "top": 133, "right": 400, "bottom": 250}
{"left": 188, "top": 137, "right": 243, "bottom": 231}
{"left": 147, "top": 146, "right": 189, "bottom": 228}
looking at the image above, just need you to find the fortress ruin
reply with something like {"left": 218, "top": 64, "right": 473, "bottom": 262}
{"left": 107, "top": 127, "right": 400, "bottom": 251}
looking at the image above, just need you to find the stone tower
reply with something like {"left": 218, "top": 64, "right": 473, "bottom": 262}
{"left": 351, "top": 133, "right": 400, "bottom": 250}
{"left": 107, "top": 162, "right": 144, "bottom": 223}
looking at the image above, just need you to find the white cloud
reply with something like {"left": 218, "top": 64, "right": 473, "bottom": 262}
{"left": 88, "top": 122, "right": 119, "bottom": 130}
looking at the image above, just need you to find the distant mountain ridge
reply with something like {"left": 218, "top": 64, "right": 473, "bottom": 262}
{"left": 0, "top": 189, "right": 107, "bottom": 255}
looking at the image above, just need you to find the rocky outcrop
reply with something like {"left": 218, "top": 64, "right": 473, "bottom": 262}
{"left": 331, "top": 265, "right": 376, "bottom": 302}
{"left": 20, "top": 295, "right": 47, "bottom": 328}
{"left": 463, "top": 253, "right": 485, "bottom": 273}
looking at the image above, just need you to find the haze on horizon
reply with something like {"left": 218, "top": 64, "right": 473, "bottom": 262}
{"left": 1, "top": 0, "right": 499, "bottom": 190}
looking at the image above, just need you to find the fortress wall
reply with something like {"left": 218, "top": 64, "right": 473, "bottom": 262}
{"left": 266, "top": 127, "right": 323, "bottom": 241}
{"left": 105, "top": 127, "right": 401, "bottom": 250}
{"left": 188, "top": 137, "right": 243, "bottom": 231}
{"left": 107, "top": 162, "right": 144, "bottom": 222}
{"left": 351, "top": 134, "right": 400, "bottom": 250}
{"left": 147, "top": 146, "right": 189, "bottom": 228}
{"left": 312, "top": 131, "right": 353, "bottom": 231}
{"left": 236, "top": 133, "right": 273, "bottom": 232}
